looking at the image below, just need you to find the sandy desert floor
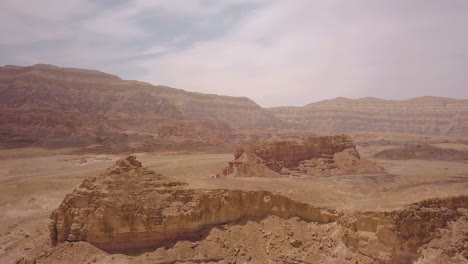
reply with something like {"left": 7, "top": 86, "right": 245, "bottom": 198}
{"left": 0, "top": 142, "right": 467, "bottom": 263}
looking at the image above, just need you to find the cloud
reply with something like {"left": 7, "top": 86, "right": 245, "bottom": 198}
{"left": 0, "top": 0, "right": 96, "bottom": 44}
{"left": 139, "top": 0, "right": 468, "bottom": 106}
{"left": 1, "top": 0, "right": 468, "bottom": 106}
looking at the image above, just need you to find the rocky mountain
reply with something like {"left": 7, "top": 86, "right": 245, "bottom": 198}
{"left": 267, "top": 96, "right": 468, "bottom": 136}
{"left": 1, "top": 64, "right": 467, "bottom": 150}
{"left": 0, "top": 64, "right": 282, "bottom": 149}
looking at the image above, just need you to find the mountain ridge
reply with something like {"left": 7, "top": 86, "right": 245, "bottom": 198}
{"left": 1, "top": 64, "right": 467, "bottom": 150}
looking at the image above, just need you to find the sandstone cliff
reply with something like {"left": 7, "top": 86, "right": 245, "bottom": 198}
{"left": 267, "top": 96, "right": 468, "bottom": 136}
{"left": 46, "top": 156, "right": 468, "bottom": 263}
{"left": 49, "top": 156, "right": 339, "bottom": 251}
{"left": 220, "top": 135, "right": 384, "bottom": 177}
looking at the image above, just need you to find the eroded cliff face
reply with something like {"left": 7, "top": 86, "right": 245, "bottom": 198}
{"left": 49, "top": 156, "right": 339, "bottom": 251}
{"left": 220, "top": 135, "right": 384, "bottom": 177}
{"left": 267, "top": 96, "right": 468, "bottom": 136}
{"left": 46, "top": 156, "right": 468, "bottom": 263}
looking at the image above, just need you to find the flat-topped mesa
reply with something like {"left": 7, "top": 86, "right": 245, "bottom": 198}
{"left": 221, "top": 135, "right": 384, "bottom": 177}
{"left": 49, "top": 155, "right": 340, "bottom": 251}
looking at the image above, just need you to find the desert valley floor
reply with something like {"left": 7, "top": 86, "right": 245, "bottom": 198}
{"left": 1, "top": 133, "right": 467, "bottom": 264}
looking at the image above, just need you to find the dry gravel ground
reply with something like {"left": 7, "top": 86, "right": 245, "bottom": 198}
{"left": 0, "top": 143, "right": 467, "bottom": 263}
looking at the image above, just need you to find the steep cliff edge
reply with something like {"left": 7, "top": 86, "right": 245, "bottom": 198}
{"left": 220, "top": 135, "right": 384, "bottom": 177}
{"left": 45, "top": 156, "right": 467, "bottom": 263}
{"left": 49, "top": 156, "right": 339, "bottom": 251}
{"left": 267, "top": 96, "right": 468, "bottom": 136}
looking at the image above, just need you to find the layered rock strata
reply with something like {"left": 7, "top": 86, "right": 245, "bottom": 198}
{"left": 221, "top": 135, "right": 384, "bottom": 177}
{"left": 267, "top": 96, "right": 468, "bottom": 136}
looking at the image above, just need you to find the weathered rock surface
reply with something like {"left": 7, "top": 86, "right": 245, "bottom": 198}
{"left": 49, "top": 156, "right": 339, "bottom": 251}
{"left": 339, "top": 195, "right": 468, "bottom": 263}
{"left": 221, "top": 135, "right": 384, "bottom": 177}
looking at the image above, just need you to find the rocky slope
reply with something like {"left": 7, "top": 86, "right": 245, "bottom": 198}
{"left": 267, "top": 96, "right": 468, "bottom": 136}
{"left": 37, "top": 156, "right": 468, "bottom": 264}
{"left": 220, "top": 135, "right": 384, "bottom": 177}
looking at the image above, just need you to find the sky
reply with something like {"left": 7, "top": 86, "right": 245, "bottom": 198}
{"left": 1, "top": 0, "right": 468, "bottom": 107}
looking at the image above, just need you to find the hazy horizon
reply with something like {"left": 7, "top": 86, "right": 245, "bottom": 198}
{"left": 1, "top": 0, "right": 468, "bottom": 107}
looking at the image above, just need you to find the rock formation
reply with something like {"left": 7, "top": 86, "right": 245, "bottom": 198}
{"left": 49, "top": 156, "right": 339, "bottom": 251}
{"left": 220, "top": 135, "right": 384, "bottom": 177}
{"left": 339, "top": 195, "right": 468, "bottom": 263}
{"left": 43, "top": 156, "right": 468, "bottom": 263}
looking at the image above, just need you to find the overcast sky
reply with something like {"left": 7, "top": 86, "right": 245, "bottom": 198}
{"left": 1, "top": 0, "right": 467, "bottom": 107}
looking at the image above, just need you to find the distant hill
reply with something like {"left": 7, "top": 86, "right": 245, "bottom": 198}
{"left": 267, "top": 96, "right": 468, "bottom": 136}
{"left": 1, "top": 64, "right": 467, "bottom": 149}
{"left": 0, "top": 64, "right": 283, "bottom": 149}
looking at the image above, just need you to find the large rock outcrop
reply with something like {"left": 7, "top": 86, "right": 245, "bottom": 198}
{"left": 220, "top": 135, "right": 384, "bottom": 177}
{"left": 49, "top": 156, "right": 339, "bottom": 251}
{"left": 340, "top": 195, "right": 468, "bottom": 263}
{"left": 45, "top": 156, "right": 467, "bottom": 263}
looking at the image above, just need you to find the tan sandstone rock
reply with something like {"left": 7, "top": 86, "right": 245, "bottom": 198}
{"left": 221, "top": 135, "right": 384, "bottom": 177}
{"left": 49, "top": 155, "right": 339, "bottom": 251}
{"left": 45, "top": 156, "right": 467, "bottom": 264}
